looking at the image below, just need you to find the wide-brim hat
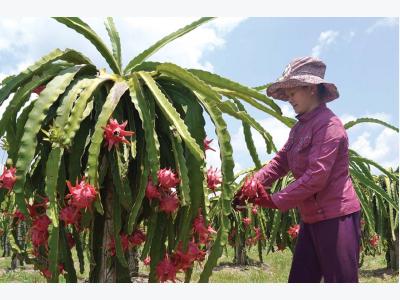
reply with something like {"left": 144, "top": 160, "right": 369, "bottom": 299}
{"left": 266, "top": 56, "right": 339, "bottom": 102}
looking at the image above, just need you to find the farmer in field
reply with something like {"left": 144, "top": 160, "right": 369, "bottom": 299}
{"left": 233, "top": 56, "right": 362, "bottom": 283}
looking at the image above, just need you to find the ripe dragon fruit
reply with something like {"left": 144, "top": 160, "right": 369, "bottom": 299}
{"left": 102, "top": 118, "right": 135, "bottom": 151}
{"left": 369, "top": 234, "right": 380, "bottom": 248}
{"left": 242, "top": 217, "right": 251, "bottom": 227}
{"left": 241, "top": 176, "right": 259, "bottom": 199}
{"left": 171, "top": 249, "right": 192, "bottom": 272}
{"left": 172, "top": 241, "right": 206, "bottom": 272}
{"left": 287, "top": 224, "right": 300, "bottom": 239}
{"left": 192, "top": 209, "right": 208, "bottom": 236}
{"left": 246, "top": 227, "right": 263, "bottom": 246}
{"left": 40, "top": 268, "right": 52, "bottom": 279}
{"left": 192, "top": 209, "right": 216, "bottom": 245}
{"left": 145, "top": 179, "right": 161, "bottom": 200}
{"left": 66, "top": 233, "right": 76, "bottom": 249}
{"left": 156, "top": 255, "right": 177, "bottom": 283}
{"left": 207, "top": 167, "right": 222, "bottom": 192}
{"left": 157, "top": 168, "right": 180, "bottom": 190}
{"left": 13, "top": 209, "right": 25, "bottom": 222}
{"left": 40, "top": 264, "right": 64, "bottom": 280}
{"left": 128, "top": 229, "right": 146, "bottom": 247}
{"left": 0, "top": 166, "right": 16, "bottom": 191}
{"left": 143, "top": 256, "right": 151, "bottom": 266}
{"left": 120, "top": 233, "right": 130, "bottom": 251}
{"left": 159, "top": 192, "right": 179, "bottom": 213}
{"left": 27, "top": 196, "right": 49, "bottom": 218}
{"left": 32, "top": 215, "right": 51, "bottom": 231}
{"left": 31, "top": 227, "right": 49, "bottom": 247}
{"left": 228, "top": 229, "right": 237, "bottom": 246}
{"left": 60, "top": 206, "right": 81, "bottom": 227}
{"left": 203, "top": 137, "right": 216, "bottom": 152}
{"left": 251, "top": 206, "right": 258, "bottom": 215}
{"left": 186, "top": 241, "right": 206, "bottom": 262}
{"left": 107, "top": 232, "right": 132, "bottom": 257}
{"left": 66, "top": 177, "right": 97, "bottom": 210}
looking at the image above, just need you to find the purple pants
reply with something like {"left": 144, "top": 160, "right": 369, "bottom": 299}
{"left": 288, "top": 211, "right": 361, "bottom": 283}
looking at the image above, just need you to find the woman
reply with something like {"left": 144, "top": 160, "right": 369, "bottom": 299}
{"left": 233, "top": 56, "right": 361, "bottom": 283}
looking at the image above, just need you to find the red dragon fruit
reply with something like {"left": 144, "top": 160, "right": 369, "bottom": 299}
{"left": 241, "top": 176, "right": 259, "bottom": 199}
{"left": 242, "top": 217, "right": 251, "bottom": 227}
{"left": 159, "top": 192, "right": 180, "bottom": 213}
{"left": 32, "top": 215, "right": 51, "bottom": 231}
{"left": 192, "top": 209, "right": 216, "bottom": 245}
{"left": 120, "top": 233, "right": 130, "bottom": 251}
{"left": 128, "top": 229, "right": 146, "bottom": 247}
{"left": 0, "top": 166, "right": 16, "bottom": 191}
{"left": 13, "top": 210, "right": 25, "bottom": 222}
{"left": 27, "top": 196, "right": 49, "bottom": 218}
{"left": 192, "top": 209, "right": 208, "bottom": 236}
{"left": 186, "top": 241, "right": 206, "bottom": 262}
{"left": 102, "top": 118, "right": 135, "bottom": 151}
{"left": 145, "top": 179, "right": 161, "bottom": 200}
{"left": 60, "top": 206, "right": 81, "bottom": 226}
{"left": 287, "top": 224, "right": 300, "bottom": 239}
{"left": 143, "top": 256, "right": 151, "bottom": 266}
{"left": 40, "top": 268, "right": 52, "bottom": 279}
{"left": 157, "top": 168, "right": 180, "bottom": 190}
{"left": 66, "top": 177, "right": 97, "bottom": 210}
{"left": 251, "top": 206, "right": 258, "bottom": 215}
{"left": 173, "top": 241, "right": 206, "bottom": 271}
{"left": 207, "top": 167, "right": 222, "bottom": 192}
{"left": 156, "top": 254, "right": 177, "bottom": 283}
{"left": 246, "top": 227, "right": 263, "bottom": 246}
{"left": 107, "top": 232, "right": 130, "bottom": 256}
{"left": 107, "top": 239, "right": 116, "bottom": 257}
{"left": 369, "top": 234, "right": 380, "bottom": 248}
{"left": 66, "top": 233, "right": 76, "bottom": 249}
{"left": 171, "top": 248, "right": 192, "bottom": 272}
{"left": 31, "top": 227, "right": 49, "bottom": 247}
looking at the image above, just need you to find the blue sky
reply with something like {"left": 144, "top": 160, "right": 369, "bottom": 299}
{"left": 0, "top": 17, "right": 398, "bottom": 174}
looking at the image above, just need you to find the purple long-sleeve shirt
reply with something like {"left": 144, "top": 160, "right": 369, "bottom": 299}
{"left": 253, "top": 103, "right": 360, "bottom": 224}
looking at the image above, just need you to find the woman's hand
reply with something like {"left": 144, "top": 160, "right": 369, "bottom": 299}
{"left": 252, "top": 185, "right": 277, "bottom": 209}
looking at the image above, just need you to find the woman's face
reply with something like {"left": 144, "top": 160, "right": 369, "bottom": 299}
{"left": 285, "top": 85, "right": 320, "bottom": 115}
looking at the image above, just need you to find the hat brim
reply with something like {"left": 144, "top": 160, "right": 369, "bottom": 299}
{"left": 266, "top": 75, "right": 339, "bottom": 102}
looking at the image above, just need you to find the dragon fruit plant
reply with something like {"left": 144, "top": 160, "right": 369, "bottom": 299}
{"left": 0, "top": 17, "right": 289, "bottom": 282}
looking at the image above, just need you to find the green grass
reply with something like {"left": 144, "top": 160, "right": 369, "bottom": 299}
{"left": 0, "top": 246, "right": 398, "bottom": 283}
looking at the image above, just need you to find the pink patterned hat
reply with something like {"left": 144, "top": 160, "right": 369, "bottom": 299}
{"left": 266, "top": 56, "right": 339, "bottom": 102}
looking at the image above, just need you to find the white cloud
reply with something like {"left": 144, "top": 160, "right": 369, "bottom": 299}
{"left": 350, "top": 128, "right": 399, "bottom": 171}
{"left": 0, "top": 17, "right": 246, "bottom": 76}
{"left": 121, "top": 17, "right": 246, "bottom": 71}
{"left": 366, "top": 17, "right": 399, "bottom": 34}
{"left": 0, "top": 17, "right": 246, "bottom": 121}
{"left": 340, "top": 111, "right": 398, "bottom": 173}
{"left": 311, "top": 30, "right": 339, "bottom": 57}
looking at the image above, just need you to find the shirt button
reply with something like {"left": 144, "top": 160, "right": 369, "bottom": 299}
{"left": 317, "top": 209, "right": 323, "bottom": 214}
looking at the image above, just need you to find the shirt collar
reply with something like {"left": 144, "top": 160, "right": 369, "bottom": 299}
{"left": 295, "top": 103, "right": 327, "bottom": 123}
